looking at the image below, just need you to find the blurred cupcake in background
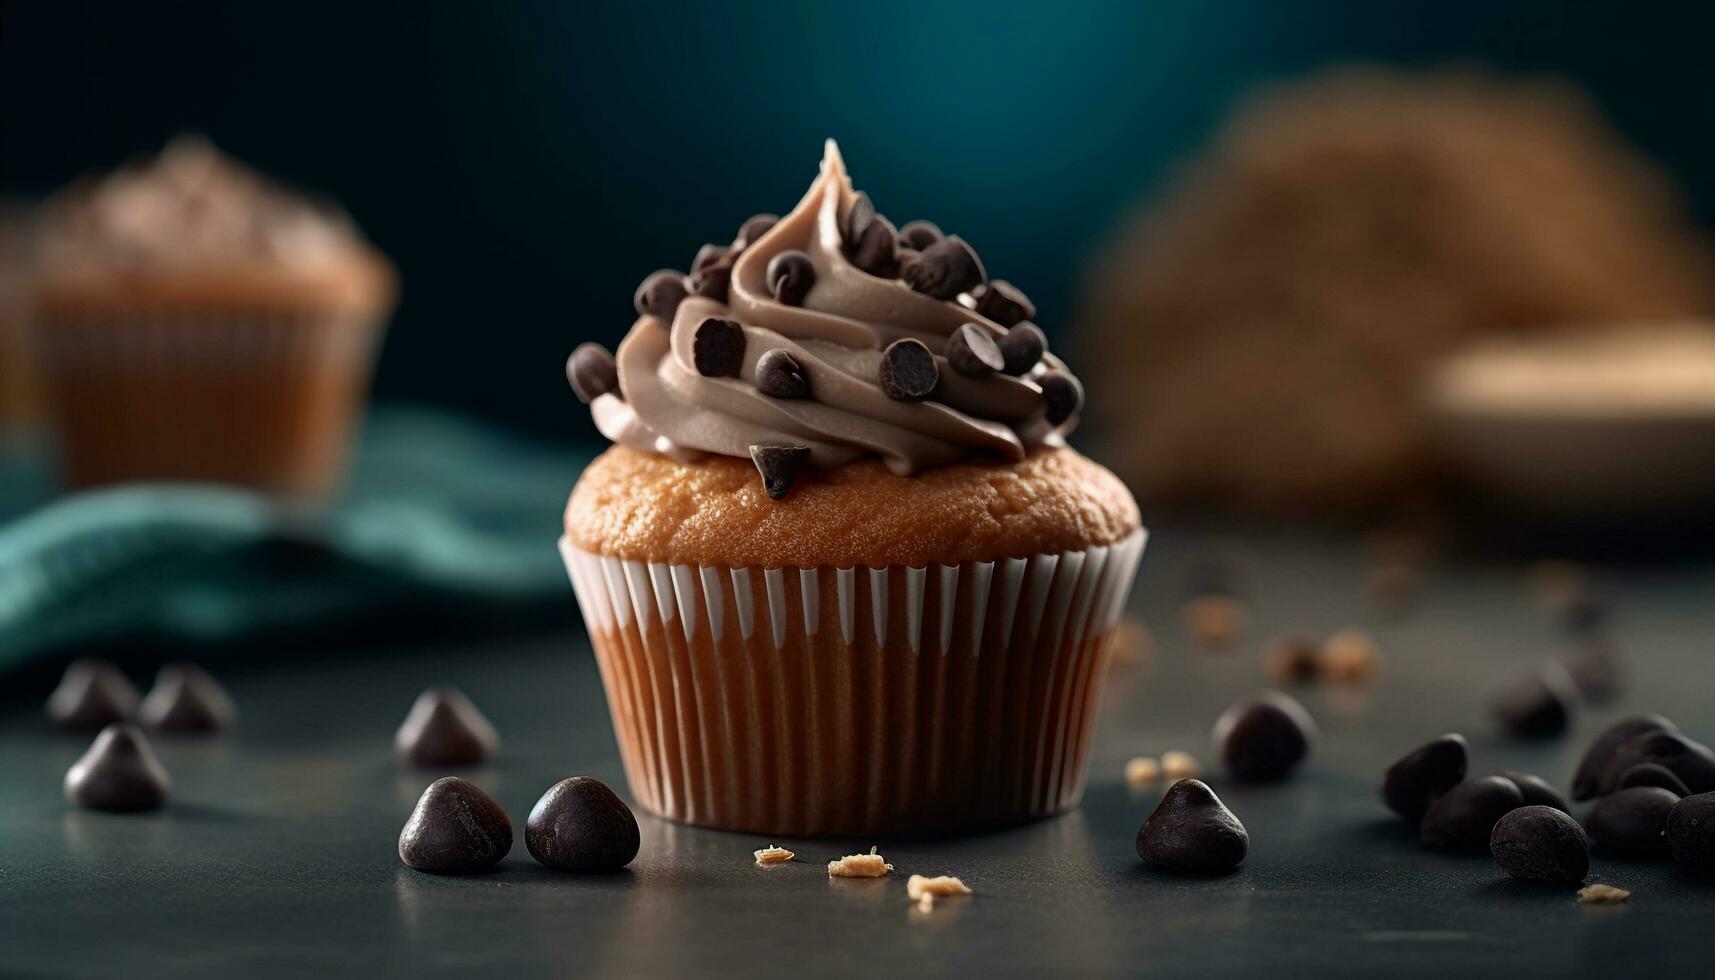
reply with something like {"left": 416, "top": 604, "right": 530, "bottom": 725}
{"left": 0, "top": 200, "right": 41, "bottom": 446}
{"left": 1077, "top": 68, "right": 1715, "bottom": 517}
{"left": 26, "top": 136, "right": 396, "bottom": 498}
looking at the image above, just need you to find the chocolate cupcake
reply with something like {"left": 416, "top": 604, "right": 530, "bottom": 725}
{"left": 560, "top": 142, "right": 1144, "bottom": 836}
{"left": 25, "top": 136, "right": 396, "bottom": 497}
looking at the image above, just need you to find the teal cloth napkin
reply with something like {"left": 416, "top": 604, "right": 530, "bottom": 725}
{"left": 0, "top": 408, "right": 591, "bottom": 673}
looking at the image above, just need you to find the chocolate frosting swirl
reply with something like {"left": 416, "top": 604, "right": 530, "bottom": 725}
{"left": 591, "top": 140, "right": 1078, "bottom": 475}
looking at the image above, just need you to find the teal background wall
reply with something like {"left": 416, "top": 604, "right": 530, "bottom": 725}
{"left": 3, "top": 0, "right": 1712, "bottom": 446}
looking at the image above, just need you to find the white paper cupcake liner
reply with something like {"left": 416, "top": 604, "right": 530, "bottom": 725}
{"left": 559, "top": 528, "right": 1146, "bottom": 836}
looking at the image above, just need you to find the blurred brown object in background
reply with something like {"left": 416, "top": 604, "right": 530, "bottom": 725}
{"left": 1078, "top": 67, "right": 1715, "bottom": 514}
{"left": 0, "top": 201, "right": 41, "bottom": 442}
{"left": 1183, "top": 594, "right": 1248, "bottom": 650}
{"left": 1318, "top": 629, "right": 1380, "bottom": 684}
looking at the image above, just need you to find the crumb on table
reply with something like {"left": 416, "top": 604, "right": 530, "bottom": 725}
{"left": 907, "top": 874, "right": 972, "bottom": 901}
{"left": 828, "top": 846, "right": 893, "bottom": 878}
{"left": 753, "top": 845, "right": 795, "bottom": 867}
{"left": 1319, "top": 628, "right": 1379, "bottom": 683}
{"left": 1161, "top": 750, "right": 1200, "bottom": 780}
{"left": 1125, "top": 756, "right": 1162, "bottom": 787}
{"left": 1578, "top": 883, "right": 1631, "bottom": 905}
{"left": 1183, "top": 595, "right": 1248, "bottom": 650}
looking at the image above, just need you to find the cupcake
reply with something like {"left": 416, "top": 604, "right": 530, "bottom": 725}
{"left": 560, "top": 141, "right": 1144, "bottom": 836}
{"left": 26, "top": 136, "right": 396, "bottom": 497}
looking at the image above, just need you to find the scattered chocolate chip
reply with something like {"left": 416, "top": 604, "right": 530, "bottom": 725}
{"left": 395, "top": 687, "right": 500, "bottom": 767}
{"left": 1602, "top": 730, "right": 1715, "bottom": 796}
{"left": 1136, "top": 778, "right": 1248, "bottom": 874}
{"left": 1212, "top": 691, "right": 1316, "bottom": 782}
{"left": 1666, "top": 791, "right": 1715, "bottom": 872}
{"left": 998, "top": 322, "right": 1047, "bottom": 376}
{"left": 1487, "top": 660, "right": 1577, "bottom": 739}
{"left": 566, "top": 343, "right": 619, "bottom": 404}
{"left": 901, "top": 235, "right": 985, "bottom": 300}
{"left": 971, "top": 279, "right": 1036, "bottom": 327}
{"left": 847, "top": 214, "right": 899, "bottom": 277}
{"left": 1490, "top": 805, "right": 1589, "bottom": 883}
{"left": 526, "top": 776, "right": 640, "bottom": 873}
{"left": 1617, "top": 762, "right": 1692, "bottom": 797}
{"left": 1038, "top": 371, "right": 1084, "bottom": 426}
{"left": 749, "top": 445, "right": 811, "bottom": 501}
{"left": 733, "top": 213, "right": 779, "bottom": 251}
{"left": 1500, "top": 772, "right": 1570, "bottom": 814}
{"left": 755, "top": 349, "right": 810, "bottom": 399}
{"left": 878, "top": 338, "right": 939, "bottom": 401}
{"left": 1573, "top": 715, "right": 1677, "bottom": 801}
{"left": 138, "top": 663, "right": 235, "bottom": 734}
{"left": 1261, "top": 634, "right": 1322, "bottom": 683}
{"left": 398, "top": 776, "right": 513, "bottom": 875}
{"left": 1586, "top": 786, "right": 1679, "bottom": 856}
{"left": 46, "top": 659, "right": 139, "bottom": 732}
{"left": 1420, "top": 776, "right": 1525, "bottom": 849}
{"left": 63, "top": 723, "right": 170, "bottom": 812}
{"left": 1381, "top": 734, "right": 1468, "bottom": 821}
{"left": 633, "top": 270, "right": 688, "bottom": 321}
{"left": 766, "top": 250, "right": 816, "bottom": 306}
{"left": 686, "top": 255, "right": 732, "bottom": 302}
{"left": 692, "top": 317, "right": 747, "bottom": 378}
{"left": 944, "top": 323, "right": 1004, "bottom": 376}
{"left": 843, "top": 192, "right": 877, "bottom": 245}
{"left": 898, "top": 219, "right": 943, "bottom": 251}
{"left": 1561, "top": 642, "right": 1624, "bottom": 705}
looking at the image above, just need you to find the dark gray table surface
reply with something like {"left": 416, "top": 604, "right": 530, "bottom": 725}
{"left": 3, "top": 528, "right": 1714, "bottom": 979}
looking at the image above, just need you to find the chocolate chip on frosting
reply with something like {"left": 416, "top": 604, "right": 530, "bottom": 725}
{"left": 692, "top": 243, "right": 728, "bottom": 273}
{"left": 945, "top": 323, "right": 1005, "bottom": 376}
{"left": 750, "top": 445, "right": 811, "bottom": 500}
{"left": 693, "top": 317, "right": 747, "bottom": 377}
{"left": 733, "top": 213, "right": 779, "bottom": 251}
{"left": 843, "top": 192, "right": 877, "bottom": 245}
{"left": 1038, "top": 370, "right": 1084, "bottom": 425}
{"left": 898, "top": 219, "right": 944, "bottom": 251}
{"left": 999, "top": 322, "right": 1048, "bottom": 375}
{"left": 633, "top": 269, "right": 688, "bottom": 321}
{"left": 848, "top": 214, "right": 900, "bottom": 278}
{"left": 902, "top": 235, "right": 985, "bottom": 300}
{"left": 972, "top": 279, "right": 1036, "bottom": 327}
{"left": 687, "top": 250, "right": 733, "bottom": 303}
{"left": 756, "top": 348, "right": 809, "bottom": 398}
{"left": 879, "top": 338, "right": 939, "bottom": 401}
{"left": 766, "top": 250, "right": 816, "bottom": 306}
{"left": 566, "top": 343, "right": 619, "bottom": 404}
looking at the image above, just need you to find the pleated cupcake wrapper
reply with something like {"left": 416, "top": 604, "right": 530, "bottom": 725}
{"left": 559, "top": 529, "right": 1146, "bottom": 837}
{"left": 29, "top": 310, "right": 385, "bottom": 497}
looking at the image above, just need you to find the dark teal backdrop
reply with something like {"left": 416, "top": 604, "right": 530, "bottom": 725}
{"left": 3, "top": 0, "right": 1712, "bottom": 446}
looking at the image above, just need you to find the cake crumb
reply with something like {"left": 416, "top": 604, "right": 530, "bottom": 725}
{"left": 1183, "top": 595, "right": 1248, "bottom": 650}
{"left": 753, "top": 845, "right": 795, "bottom": 867}
{"left": 1578, "top": 883, "right": 1631, "bottom": 905}
{"left": 828, "top": 846, "right": 893, "bottom": 878}
{"left": 907, "top": 874, "right": 972, "bottom": 907}
{"left": 1124, "top": 756, "right": 1162, "bottom": 787}
{"left": 1161, "top": 750, "right": 1200, "bottom": 780}
{"left": 917, "top": 893, "right": 936, "bottom": 912}
{"left": 1319, "top": 629, "right": 1379, "bottom": 683}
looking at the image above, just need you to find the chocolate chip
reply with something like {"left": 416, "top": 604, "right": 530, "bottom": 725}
{"left": 944, "top": 323, "right": 1004, "bottom": 376}
{"left": 901, "top": 235, "right": 986, "bottom": 300}
{"left": 138, "top": 663, "right": 234, "bottom": 734}
{"left": 1586, "top": 786, "right": 1679, "bottom": 856}
{"left": 1497, "top": 772, "right": 1569, "bottom": 814}
{"left": 1212, "top": 691, "right": 1316, "bottom": 782}
{"left": 971, "top": 279, "right": 1036, "bottom": 327}
{"left": 847, "top": 214, "right": 899, "bottom": 278}
{"left": 766, "top": 250, "right": 816, "bottom": 306}
{"left": 998, "top": 322, "right": 1048, "bottom": 376}
{"left": 1487, "top": 660, "right": 1576, "bottom": 739}
{"left": 46, "top": 659, "right": 139, "bottom": 732}
{"left": 1617, "top": 762, "right": 1692, "bottom": 797}
{"left": 566, "top": 343, "right": 619, "bottom": 404}
{"left": 686, "top": 255, "right": 732, "bottom": 302}
{"left": 843, "top": 192, "right": 876, "bottom": 245}
{"left": 1572, "top": 715, "right": 1676, "bottom": 800}
{"left": 749, "top": 445, "right": 811, "bottom": 500}
{"left": 1038, "top": 371, "right": 1084, "bottom": 426}
{"left": 692, "top": 243, "right": 728, "bottom": 273}
{"left": 1666, "top": 792, "right": 1715, "bottom": 872}
{"left": 1136, "top": 779, "right": 1248, "bottom": 874}
{"left": 1602, "top": 730, "right": 1715, "bottom": 796}
{"left": 897, "top": 219, "right": 943, "bottom": 251}
{"left": 692, "top": 317, "right": 746, "bottom": 378}
{"left": 63, "top": 723, "right": 170, "bottom": 812}
{"left": 633, "top": 270, "right": 688, "bottom": 321}
{"left": 879, "top": 338, "right": 938, "bottom": 401}
{"left": 1420, "top": 776, "right": 1525, "bottom": 849}
{"left": 526, "top": 776, "right": 640, "bottom": 873}
{"left": 733, "top": 213, "right": 779, "bottom": 252}
{"left": 1490, "top": 805, "right": 1589, "bottom": 883}
{"left": 398, "top": 776, "right": 513, "bottom": 875}
{"left": 755, "top": 349, "right": 809, "bottom": 399}
{"left": 1381, "top": 734, "right": 1468, "bottom": 821}
{"left": 395, "top": 687, "right": 500, "bottom": 767}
